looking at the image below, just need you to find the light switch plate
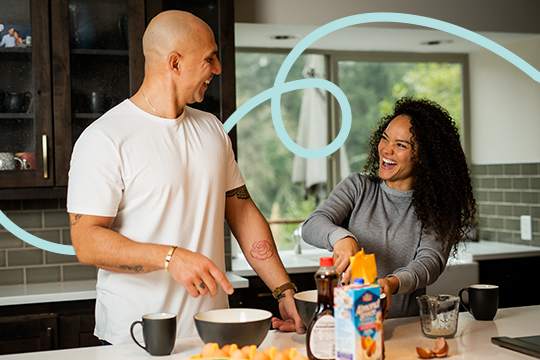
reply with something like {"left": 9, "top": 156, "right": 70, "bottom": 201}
{"left": 520, "top": 215, "right": 532, "bottom": 241}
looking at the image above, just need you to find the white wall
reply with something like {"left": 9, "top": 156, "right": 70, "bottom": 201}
{"left": 469, "top": 36, "right": 540, "bottom": 164}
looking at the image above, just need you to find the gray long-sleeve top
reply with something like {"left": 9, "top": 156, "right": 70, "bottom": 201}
{"left": 302, "top": 173, "right": 450, "bottom": 318}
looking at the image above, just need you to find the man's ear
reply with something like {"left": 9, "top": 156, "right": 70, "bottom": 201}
{"left": 168, "top": 52, "right": 181, "bottom": 73}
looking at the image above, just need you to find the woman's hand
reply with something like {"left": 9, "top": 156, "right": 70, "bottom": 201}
{"left": 377, "top": 276, "right": 399, "bottom": 318}
{"left": 333, "top": 237, "right": 359, "bottom": 284}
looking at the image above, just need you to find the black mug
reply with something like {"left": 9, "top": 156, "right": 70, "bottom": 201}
{"left": 4, "top": 92, "right": 32, "bottom": 113}
{"left": 130, "top": 313, "right": 177, "bottom": 356}
{"left": 459, "top": 284, "right": 499, "bottom": 321}
{"left": 89, "top": 91, "right": 115, "bottom": 113}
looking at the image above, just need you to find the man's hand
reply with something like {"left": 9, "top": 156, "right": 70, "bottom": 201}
{"left": 271, "top": 291, "right": 305, "bottom": 334}
{"left": 167, "top": 247, "right": 234, "bottom": 298}
{"left": 333, "top": 236, "right": 359, "bottom": 284}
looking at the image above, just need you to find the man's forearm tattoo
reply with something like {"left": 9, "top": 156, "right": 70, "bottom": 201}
{"left": 119, "top": 265, "right": 144, "bottom": 273}
{"left": 226, "top": 185, "right": 250, "bottom": 200}
{"left": 250, "top": 240, "right": 274, "bottom": 260}
{"left": 70, "top": 214, "right": 83, "bottom": 226}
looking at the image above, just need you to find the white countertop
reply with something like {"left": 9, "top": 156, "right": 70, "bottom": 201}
{"left": 1, "top": 305, "right": 538, "bottom": 359}
{"left": 456, "top": 240, "right": 540, "bottom": 261}
{"left": 0, "top": 272, "right": 249, "bottom": 307}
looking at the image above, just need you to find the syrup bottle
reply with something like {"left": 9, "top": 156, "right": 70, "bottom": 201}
{"left": 307, "top": 257, "right": 339, "bottom": 360}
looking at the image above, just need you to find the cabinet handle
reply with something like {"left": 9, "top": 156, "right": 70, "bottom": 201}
{"left": 42, "top": 134, "right": 48, "bottom": 178}
{"left": 47, "top": 326, "right": 53, "bottom": 349}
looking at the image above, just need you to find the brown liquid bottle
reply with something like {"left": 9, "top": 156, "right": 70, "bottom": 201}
{"left": 307, "top": 257, "right": 339, "bottom": 360}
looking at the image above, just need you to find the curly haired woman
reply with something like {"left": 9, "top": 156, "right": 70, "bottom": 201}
{"left": 302, "top": 97, "right": 477, "bottom": 318}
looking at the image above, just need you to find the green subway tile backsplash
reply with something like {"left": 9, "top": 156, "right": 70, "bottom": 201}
{"left": 6, "top": 211, "right": 43, "bottom": 228}
{"left": 26, "top": 266, "right": 61, "bottom": 284}
{"left": 513, "top": 178, "right": 529, "bottom": 189}
{"left": 487, "top": 164, "right": 504, "bottom": 175}
{"left": 45, "top": 252, "right": 78, "bottom": 265}
{"left": 62, "top": 229, "right": 72, "bottom": 245}
{"left": 522, "top": 192, "right": 539, "bottom": 204}
{"left": 0, "top": 268, "right": 24, "bottom": 286}
{"left": 504, "top": 191, "right": 521, "bottom": 203}
{"left": 522, "top": 163, "right": 539, "bottom": 175}
{"left": 473, "top": 162, "right": 540, "bottom": 247}
{"left": 29, "top": 229, "right": 61, "bottom": 244}
{"left": 8, "top": 249, "right": 44, "bottom": 267}
{"left": 503, "top": 164, "right": 520, "bottom": 175}
{"left": 495, "top": 178, "right": 511, "bottom": 189}
{"left": 0, "top": 231, "right": 24, "bottom": 248}
{"left": 496, "top": 205, "right": 512, "bottom": 216}
{"left": 63, "top": 265, "right": 99, "bottom": 282}
{"left": 0, "top": 199, "right": 92, "bottom": 286}
{"left": 488, "top": 191, "right": 504, "bottom": 202}
{"left": 44, "top": 210, "right": 70, "bottom": 228}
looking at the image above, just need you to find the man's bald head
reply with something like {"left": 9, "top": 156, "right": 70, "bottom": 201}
{"left": 142, "top": 10, "right": 213, "bottom": 72}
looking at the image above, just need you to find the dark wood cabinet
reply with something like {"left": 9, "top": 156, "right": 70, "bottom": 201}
{"left": 229, "top": 272, "right": 316, "bottom": 319}
{"left": 1, "top": 0, "right": 236, "bottom": 199}
{"left": 0, "top": 314, "right": 58, "bottom": 355}
{"left": 58, "top": 313, "right": 100, "bottom": 348}
{"left": 0, "top": 0, "right": 144, "bottom": 198}
{"left": 478, "top": 256, "right": 540, "bottom": 309}
{"left": 0, "top": 299, "right": 99, "bottom": 355}
{"left": 50, "top": 0, "right": 145, "bottom": 189}
{"left": 0, "top": 1, "right": 54, "bottom": 190}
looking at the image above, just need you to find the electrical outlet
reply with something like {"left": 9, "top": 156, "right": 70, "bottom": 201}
{"left": 520, "top": 215, "right": 532, "bottom": 241}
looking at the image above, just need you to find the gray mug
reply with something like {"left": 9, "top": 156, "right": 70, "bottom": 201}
{"left": 0, "top": 152, "right": 23, "bottom": 171}
{"left": 130, "top": 313, "right": 177, "bottom": 356}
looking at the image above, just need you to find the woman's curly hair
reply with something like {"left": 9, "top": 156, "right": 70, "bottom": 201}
{"left": 363, "top": 97, "right": 477, "bottom": 255}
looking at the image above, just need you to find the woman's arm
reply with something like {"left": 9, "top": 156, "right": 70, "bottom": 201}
{"left": 302, "top": 174, "right": 363, "bottom": 276}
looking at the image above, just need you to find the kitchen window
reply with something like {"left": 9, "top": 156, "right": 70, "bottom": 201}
{"left": 234, "top": 50, "right": 468, "bottom": 253}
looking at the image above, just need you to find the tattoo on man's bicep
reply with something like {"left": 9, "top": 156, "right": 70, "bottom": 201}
{"left": 119, "top": 265, "right": 144, "bottom": 273}
{"left": 70, "top": 214, "right": 83, "bottom": 226}
{"left": 226, "top": 185, "right": 251, "bottom": 200}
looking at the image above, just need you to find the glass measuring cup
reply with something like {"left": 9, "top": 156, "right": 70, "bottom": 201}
{"left": 417, "top": 294, "right": 460, "bottom": 338}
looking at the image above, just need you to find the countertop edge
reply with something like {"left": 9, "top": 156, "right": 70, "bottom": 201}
{"left": 0, "top": 272, "right": 249, "bottom": 307}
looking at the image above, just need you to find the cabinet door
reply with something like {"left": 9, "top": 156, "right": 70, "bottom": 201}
{"left": 0, "top": 0, "right": 55, "bottom": 188}
{"left": 51, "top": 0, "right": 144, "bottom": 187}
{"left": 59, "top": 313, "right": 100, "bottom": 349}
{"left": 0, "top": 313, "right": 58, "bottom": 355}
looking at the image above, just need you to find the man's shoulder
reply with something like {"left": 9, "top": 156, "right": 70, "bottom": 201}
{"left": 184, "top": 106, "right": 226, "bottom": 132}
{"left": 184, "top": 106, "right": 219, "bottom": 122}
{"left": 84, "top": 100, "right": 134, "bottom": 129}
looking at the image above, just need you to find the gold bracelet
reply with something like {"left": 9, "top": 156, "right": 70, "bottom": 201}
{"left": 164, "top": 246, "right": 177, "bottom": 271}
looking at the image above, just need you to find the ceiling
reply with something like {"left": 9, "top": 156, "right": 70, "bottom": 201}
{"left": 235, "top": 23, "right": 540, "bottom": 54}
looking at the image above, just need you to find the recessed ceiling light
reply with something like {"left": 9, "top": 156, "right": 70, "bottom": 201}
{"left": 420, "top": 40, "right": 454, "bottom": 46}
{"left": 267, "top": 35, "right": 300, "bottom": 40}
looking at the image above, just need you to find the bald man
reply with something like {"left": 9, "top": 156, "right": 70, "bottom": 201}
{"left": 67, "top": 10, "right": 303, "bottom": 345}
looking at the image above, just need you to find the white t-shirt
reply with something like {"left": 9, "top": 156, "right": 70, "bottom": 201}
{"left": 67, "top": 100, "right": 245, "bottom": 344}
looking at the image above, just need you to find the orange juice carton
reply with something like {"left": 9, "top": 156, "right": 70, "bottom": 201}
{"left": 334, "top": 283, "right": 383, "bottom": 360}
